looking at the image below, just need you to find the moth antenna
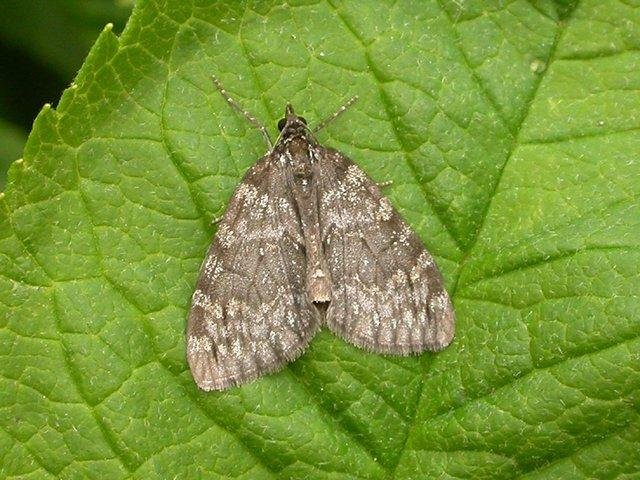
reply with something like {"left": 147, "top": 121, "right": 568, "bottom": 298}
{"left": 312, "top": 96, "right": 359, "bottom": 133}
{"left": 211, "top": 75, "right": 273, "bottom": 149}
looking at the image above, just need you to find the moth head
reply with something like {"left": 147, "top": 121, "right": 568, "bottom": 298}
{"left": 277, "top": 104, "right": 308, "bottom": 134}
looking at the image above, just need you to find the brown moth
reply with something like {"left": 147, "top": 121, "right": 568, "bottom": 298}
{"left": 187, "top": 79, "right": 455, "bottom": 391}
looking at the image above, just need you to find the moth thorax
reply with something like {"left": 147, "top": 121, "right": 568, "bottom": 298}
{"left": 287, "top": 138, "right": 314, "bottom": 185}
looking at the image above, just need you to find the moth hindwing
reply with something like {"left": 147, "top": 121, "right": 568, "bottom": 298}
{"left": 187, "top": 96, "right": 455, "bottom": 391}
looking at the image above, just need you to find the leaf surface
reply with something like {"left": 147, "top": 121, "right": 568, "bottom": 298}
{"left": 1, "top": 1, "right": 639, "bottom": 478}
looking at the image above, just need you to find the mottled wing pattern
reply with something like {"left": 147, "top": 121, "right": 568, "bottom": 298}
{"left": 317, "top": 147, "right": 455, "bottom": 354}
{"left": 187, "top": 155, "right": 320, "bottom": 391}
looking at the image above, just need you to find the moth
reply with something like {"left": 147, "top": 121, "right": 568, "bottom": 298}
{"left": 187, "top": 78, "right": 455, "bottom": 391}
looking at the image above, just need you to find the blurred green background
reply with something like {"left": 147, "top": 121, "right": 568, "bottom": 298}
{"left": 0, "top": 0, "right": 134, "bottom": 190}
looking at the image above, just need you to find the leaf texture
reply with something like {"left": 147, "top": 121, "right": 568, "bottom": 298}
{"left": 1, "top": 1, "right": 639, "bottom": 478}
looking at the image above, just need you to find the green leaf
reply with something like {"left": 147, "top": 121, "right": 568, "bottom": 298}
{"left": 0, "top": 1, "right": 134, "bottom": 186}
{"left": 1, "top": 1, "right": 639, "bottom": 478}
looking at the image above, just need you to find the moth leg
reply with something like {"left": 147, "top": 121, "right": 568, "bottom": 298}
{"left": 377, "top": 180, "right": 393, "bottom": 188}
{"left": 313, "top": 96, "right": 359, "bottom": 133}
{"left": 211, "top": 75, "right": 273, "bottom": 149}
{"left": 211, "top": 215, "right": 222, "bottom": 226}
